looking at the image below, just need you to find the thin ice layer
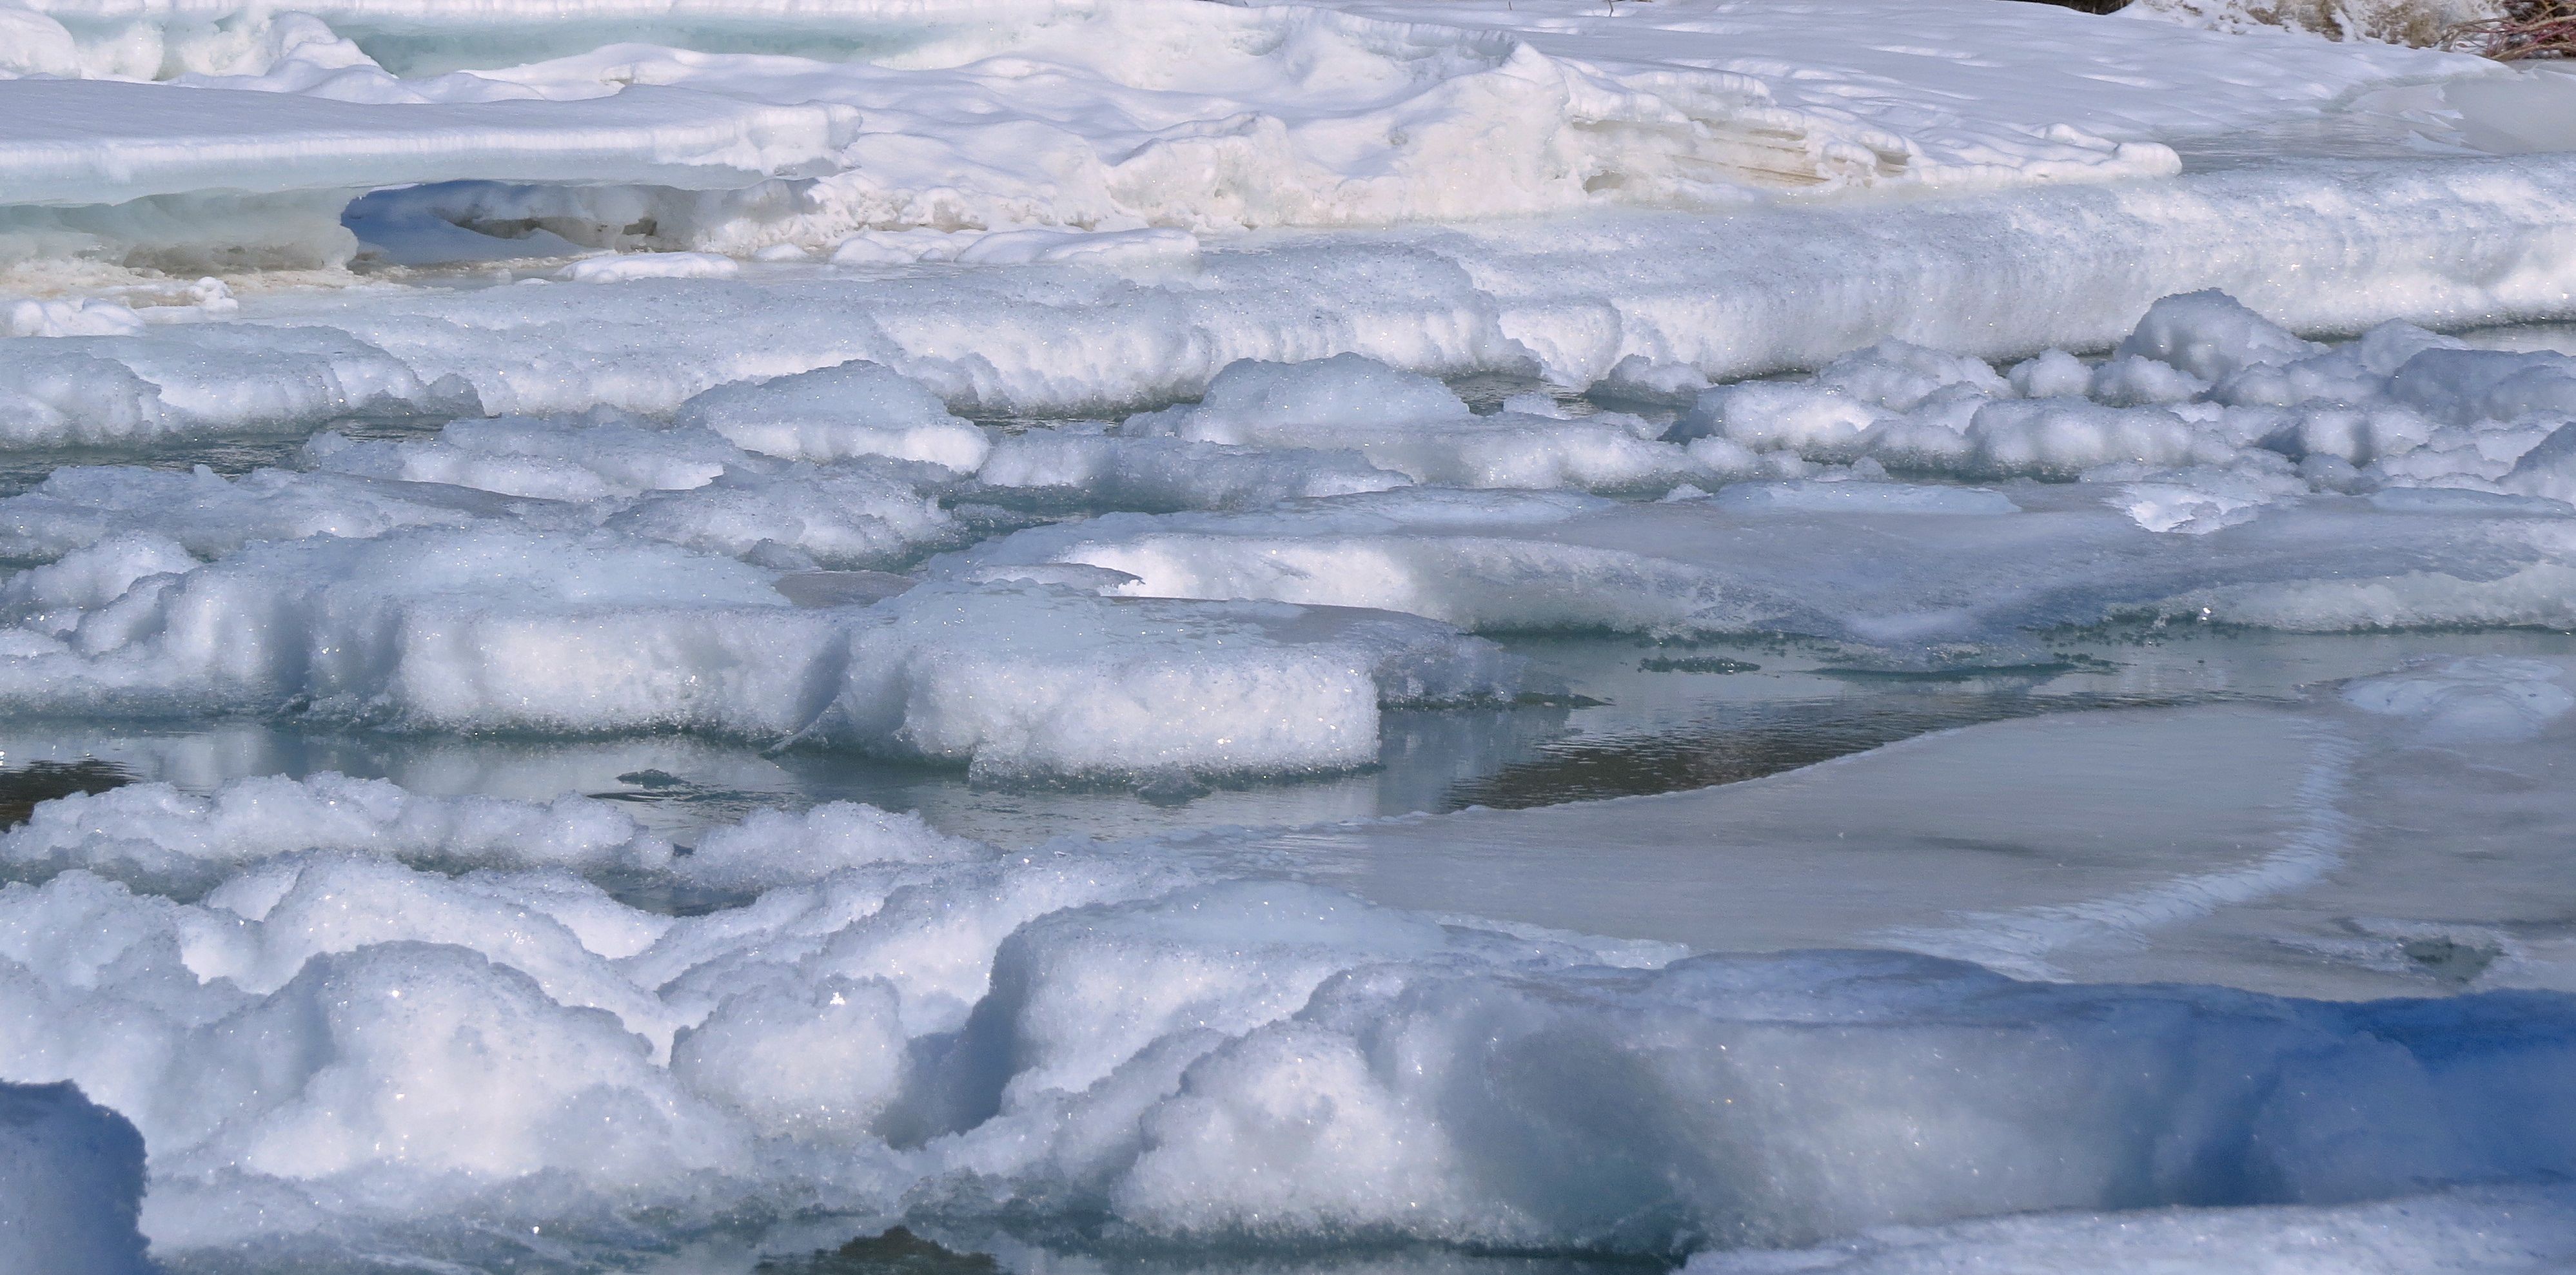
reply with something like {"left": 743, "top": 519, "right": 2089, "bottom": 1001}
{"left": 1208, "top": 653, "right": 2576, "bottom": 1000}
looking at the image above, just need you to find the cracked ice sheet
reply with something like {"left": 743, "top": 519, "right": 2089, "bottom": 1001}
{"left": 1199, "top": 654, "right": 2576, "bottom": 1002}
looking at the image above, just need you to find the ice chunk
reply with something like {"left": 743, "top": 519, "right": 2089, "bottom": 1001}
{"left": 1814, "top": 340, "right": 2008, "bottom": 411}
{"left": 0, "top": 525, "right": 847, "bottom": 735}
{"left": 1130, "top": 354, "right": 1473, "bottom": 436}
{"left": 0, "top": 523, "right": 1516, "bottom": 777}
{"left": 669, "top": 971, "right": 907, "bottom": 1142}
{"left": 1134, "top": 355, "right": 1704, "bottom": 492}
{"left": 838, "top": 582, "right": 1523, "bottom": 781}
{"left": 675, "top": 362, "right": 990, "bottom": 471}
{"left": 2390, "top": 347, "right": 2576, "bottom": 427}
{"left": 1675, "top": 381, "right": 1889, "bottom": 457}
{"left": 308, "top": 415, "right": 741, "bottom": 500}
{"left": 5, "top": 296, "right": 145, "bottom": 338}
{"left": 0, "top": 1082, "right": 152, "bottom": 1275}
{"left": 678, "top": 801, "right": 979, "bottom": 893}
{"left": 1960, "top": 398, "right": 2241, "bottom": 478}
{"left": 2006, "top": 349, "right": 2093, "bottom": 400}
{"left": 0, "top": 465, "right": 527, "bottom": 563}
{"left": 0, "top": 772, "right": 672, "bottom": 895}
{"left": 1646, "top": 293, "right": 2576, "bottom": 505}
{"left": 2087, "top": 354, "right": 2210, "bottom": 406}
{"left": 0, "top": 7, "right": 79, "bottom": 79}
{"left": 607, "top": 466, "right": 958, "bottom": 570}
{"left": 976, "top": 429, "right": 1411, "bottom": 512}
{"left": 1597, "top": 355, "right": 1713, "bottom": 405}
{"left": 2501, "top": 422, "right": 2576, "bottom": 505}
{"left": 0, "top": 324, "right": 467, "bottom": 448}
{"left": 0, "top": 533, "right": 197, "bottom": 634}
{"left": 2118, "top": 290, "right": 2326, "bottom": 383}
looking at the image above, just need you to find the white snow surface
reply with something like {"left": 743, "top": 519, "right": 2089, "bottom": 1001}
{"left": 1, "top": 0, "right": 2574, "bottom": 1268}
{"left": 5, "top": 728, "right": 2576, "bottom": 1267}
{"left": 6, "top": 155, "right": 2575, "bottom": 449}
{"left": 0, "top": 0, "right": 2564, "bottom": 269}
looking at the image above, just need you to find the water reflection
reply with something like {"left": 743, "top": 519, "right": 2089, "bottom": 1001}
{"left": 6, "top": 627, "right": 2575, "bottom": 853}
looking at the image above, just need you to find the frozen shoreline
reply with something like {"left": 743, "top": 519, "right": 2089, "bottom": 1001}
{"left": 5, "top": 0, "right": 2576, "bottom": 1268}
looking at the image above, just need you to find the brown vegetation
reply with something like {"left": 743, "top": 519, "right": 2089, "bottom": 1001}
{"left": 2459, "top": 0, "right": 2576, "bottom": 56}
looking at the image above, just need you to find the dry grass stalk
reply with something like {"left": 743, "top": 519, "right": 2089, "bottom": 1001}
{"left": 2452, "top": 0, "right": 2576, "bottom": 57}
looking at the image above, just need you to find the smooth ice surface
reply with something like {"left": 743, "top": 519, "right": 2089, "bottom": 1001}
{"left": 1207, "top": 652, "right": 2576, "bottom": 1000}
{"left": 1688, "top": 1183, "right": 2576, "bottom": 1274}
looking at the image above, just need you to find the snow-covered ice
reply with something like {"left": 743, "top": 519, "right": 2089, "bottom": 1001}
{"left": 3, "top": 0, "right": 2575, "bottom": 1269}
{"left": 3, "top": 748, "right": 2576, "bottom": 1267}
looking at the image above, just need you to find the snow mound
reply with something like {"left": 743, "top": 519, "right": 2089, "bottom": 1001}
{"left": 1, "top": 783, "right": 2573, "bottom": 1266}
{"left": 674, "top": 360, "right": 990, "bottom": 471}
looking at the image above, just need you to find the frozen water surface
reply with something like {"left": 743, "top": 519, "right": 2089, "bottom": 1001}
{"left": 6, "top": 0, "right": 2576, "bottom": 1269}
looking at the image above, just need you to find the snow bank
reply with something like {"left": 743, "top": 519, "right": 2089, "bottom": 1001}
{"left": 3, "top": 770, "right": 2575, "bottom": 1265}
{"left": 2130, "top": 0, "right": 2497, "bottom": 48}
{"left": 0, "top": 1082, "right": 153, "bottom": 1275}
{"left": 0, "top": 0, "right": 2222, "bottom": 268}
{"left": 8, "top": 155, "right": 2576, "bottom": 448}
{"left": 0, "top": 0, "right": 2539, "bottom": 271}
